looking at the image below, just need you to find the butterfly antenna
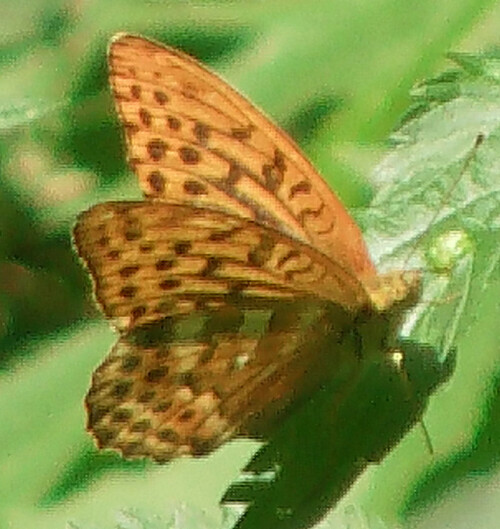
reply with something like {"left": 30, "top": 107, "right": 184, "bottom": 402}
{"left": 420, "top": 420, "right": 434, "bottom": 455}
{"left": 402, "top": 132, "right": 484, "bottom": 269}
{"left": 394, "top": 349, "right": 435, "bottom": 455}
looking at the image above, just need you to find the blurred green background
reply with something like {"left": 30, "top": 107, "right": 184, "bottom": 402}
{"left": 0, "top": 1, "right": 499, "bottom": 528}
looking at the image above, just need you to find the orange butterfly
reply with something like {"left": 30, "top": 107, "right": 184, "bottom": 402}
{"left": 74, "top": 34, "right": 421, "bottom": 462}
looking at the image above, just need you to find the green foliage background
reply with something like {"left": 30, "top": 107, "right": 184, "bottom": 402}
{"left": 0, "top": 1, "right": 498, "bottom": 528}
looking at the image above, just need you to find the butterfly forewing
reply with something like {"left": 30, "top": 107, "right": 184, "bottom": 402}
{"left": 74, "top": 201, "right": 370, "bottom": 332}
{"left": 108, "top": 34, "right": 376, "bottom": 279}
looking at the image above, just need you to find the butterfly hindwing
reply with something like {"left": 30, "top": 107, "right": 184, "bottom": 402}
{"left": 85, "top": 289, "right": 355, "bottom": 462}
{"left": 75, "top": 200, "right": 365, "bottom": 460}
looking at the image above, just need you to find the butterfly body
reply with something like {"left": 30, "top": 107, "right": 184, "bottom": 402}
{"left": 74, "top": 34, "right": 421, "bottom": 462}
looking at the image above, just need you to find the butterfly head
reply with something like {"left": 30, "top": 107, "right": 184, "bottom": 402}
{"left": 364, "top": 269, "right": 422, "bottom": 314}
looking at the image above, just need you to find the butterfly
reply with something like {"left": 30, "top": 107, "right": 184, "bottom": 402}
{"left": 73, "top": 33, "right": 422, "bottom": 463}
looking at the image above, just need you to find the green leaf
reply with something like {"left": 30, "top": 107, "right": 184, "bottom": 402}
{"left": 355, "top": 51, "right": 499, "bottom": 528}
